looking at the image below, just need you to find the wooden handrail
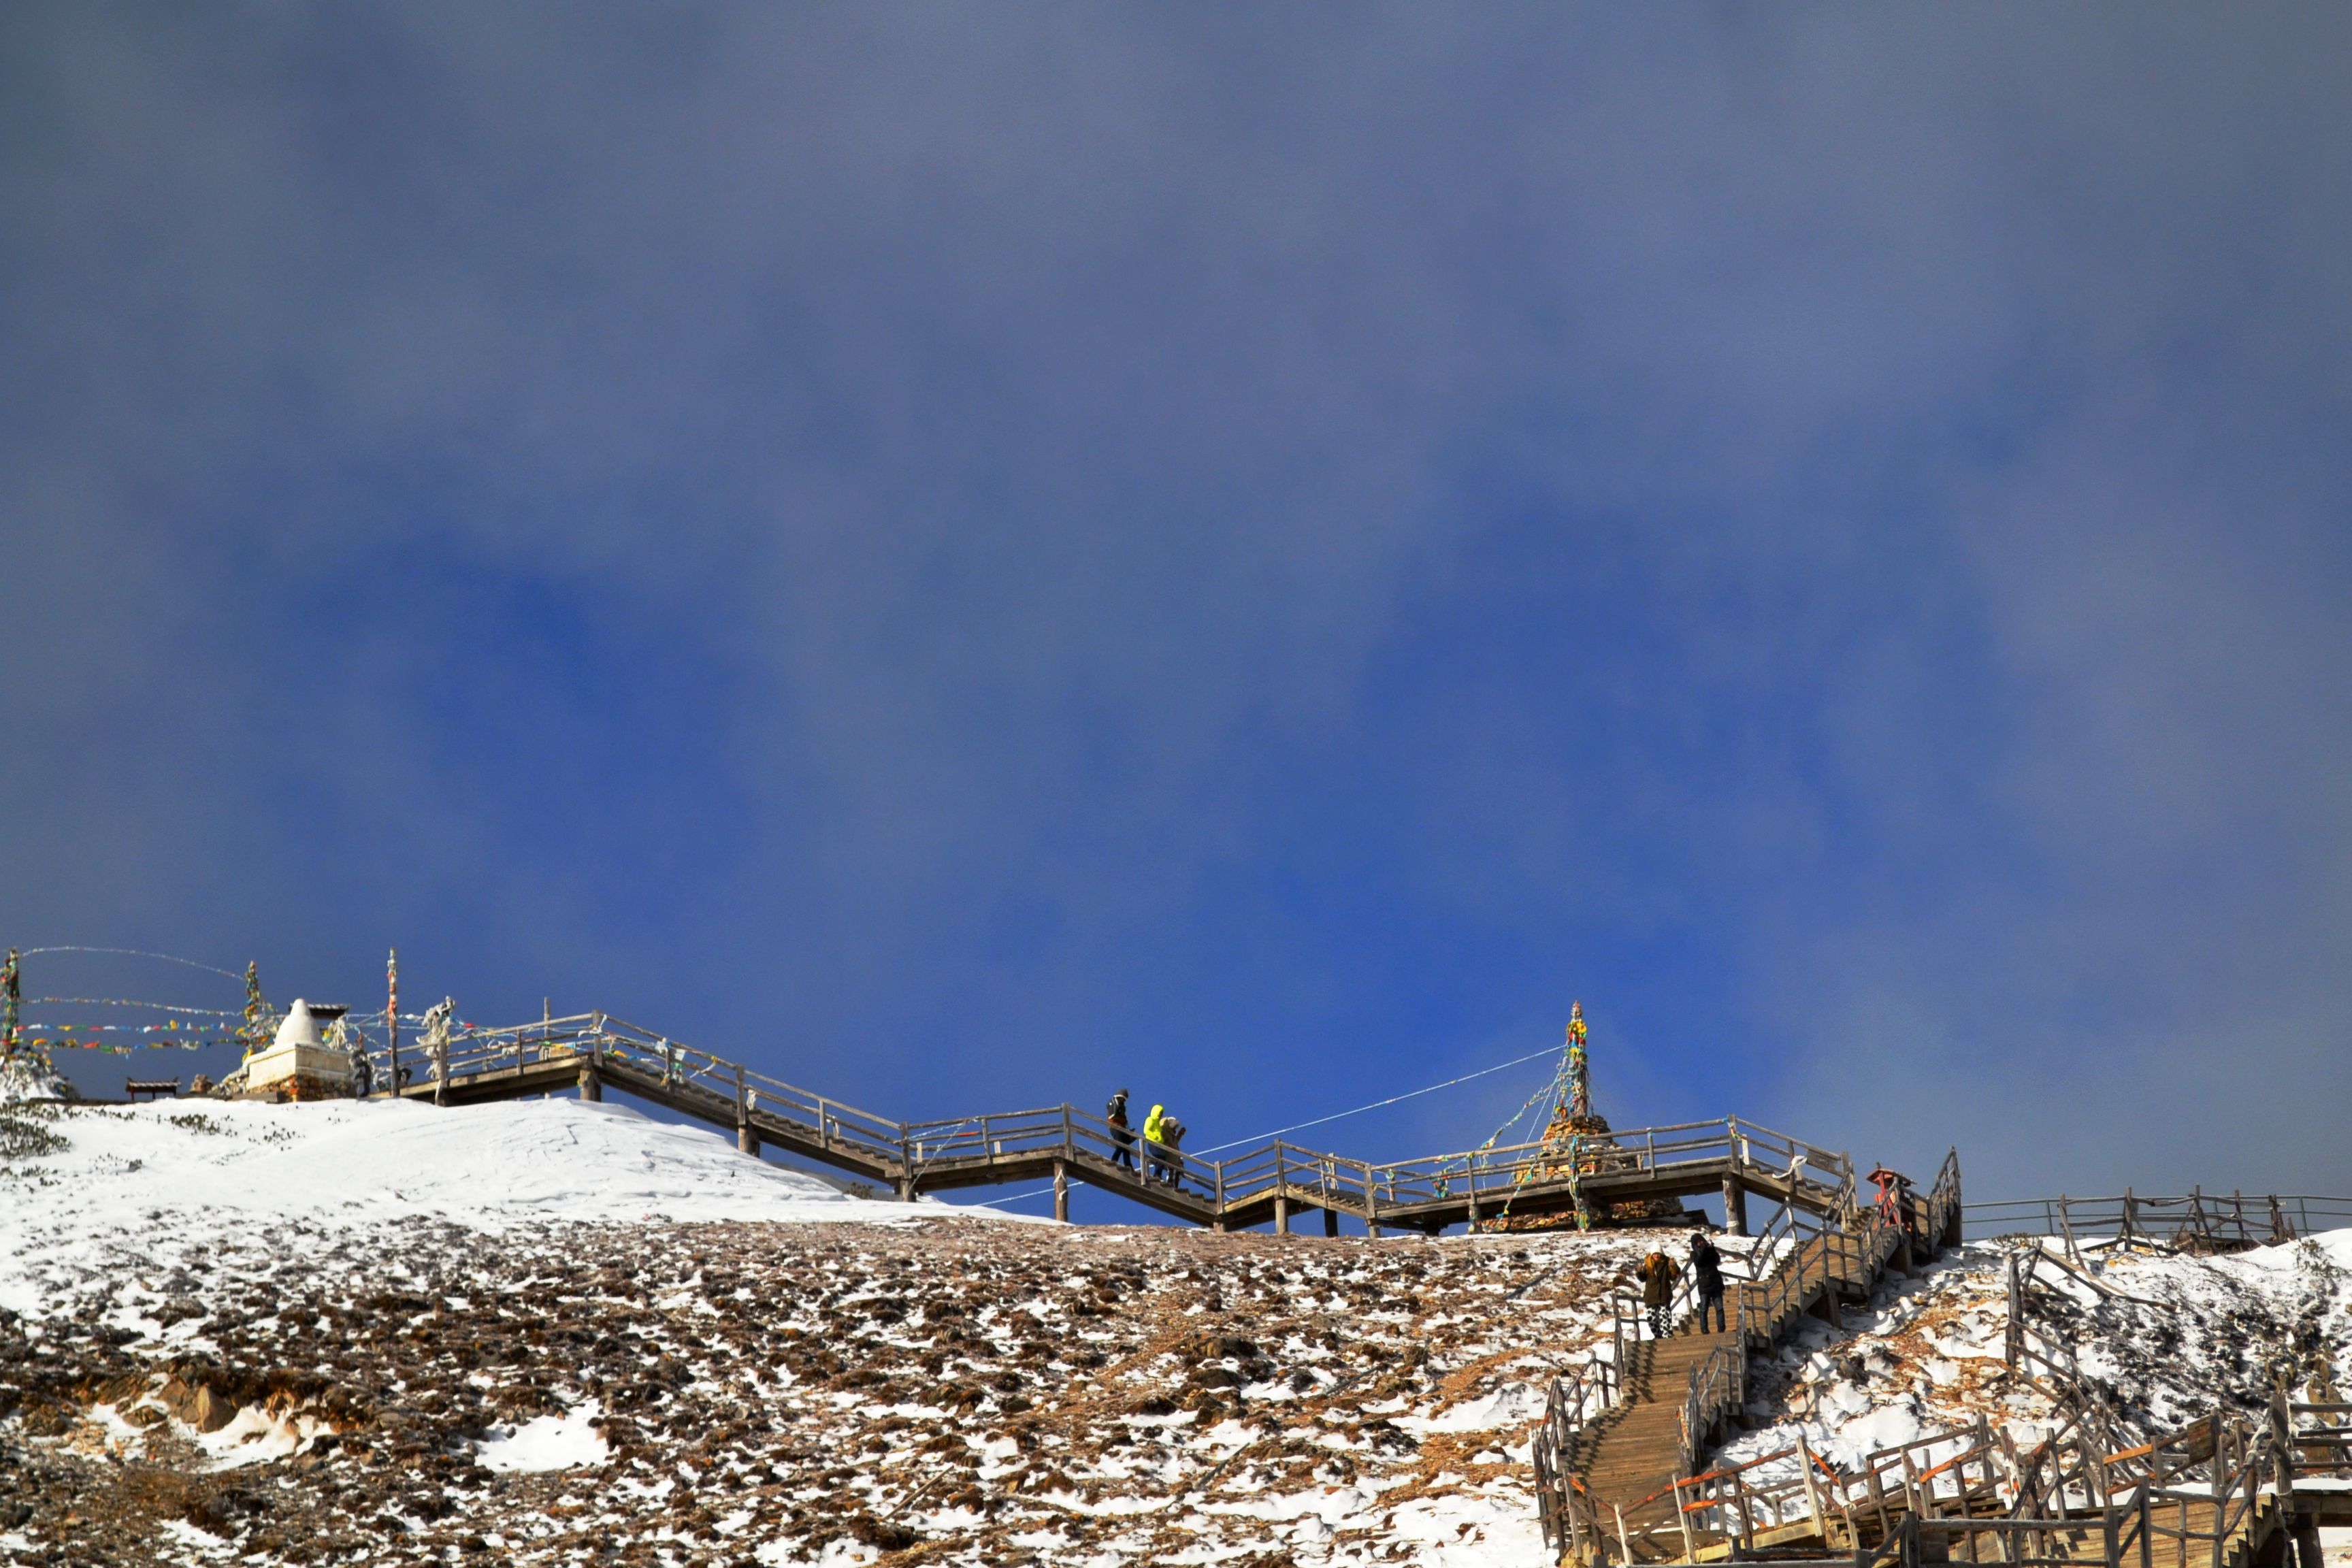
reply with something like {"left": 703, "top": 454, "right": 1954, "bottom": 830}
{"left": 370, "top": 1009, "right": 1886, "bottom": 1234}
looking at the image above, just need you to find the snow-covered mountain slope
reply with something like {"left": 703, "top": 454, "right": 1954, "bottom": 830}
{"left": 10, "top": 1097, "right": 891, "bottom": 1229}
{"left": 0, "top": 1096, "right": 945, "bottom": 1326}
{"left": 1719, "top": 1231, "right": 2352, "bottom": 1484}
{"left": 7, "top": 1096, "right": 2349, "bottom": 1568}
{"left": 0, "top": 1097, "right": 1685, "bottom": 1568}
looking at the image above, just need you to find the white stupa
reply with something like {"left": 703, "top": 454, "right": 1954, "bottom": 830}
{"left": 242, "top": 998, "right": 352, "bottom": 1100}
{"left": 0, "top": 1053, "right": 68, "bottom": 1105}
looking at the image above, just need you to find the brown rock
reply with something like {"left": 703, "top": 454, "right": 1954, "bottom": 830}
{"left": 163, "top": 1375, "right": 239, "bottom": 1433}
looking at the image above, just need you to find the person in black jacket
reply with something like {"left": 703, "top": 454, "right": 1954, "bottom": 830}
{"left": 1688, "top": 1230, "right": 1727, "bottom": 1334}
{"left": 1107, "top": 1089, "right": 1138, "bottom": 1173}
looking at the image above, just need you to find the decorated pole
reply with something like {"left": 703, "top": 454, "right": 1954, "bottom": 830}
{"left": 386, "top": 948, "right": 399, "bottom": 1096}
{"left": 1565, "top": 1000, "right": 1591, "bottom": 1122}
{"left": 1, "top": 948, "right": 18, "bottom": 1058}
{"left": 0, "top": 947, "right": 66, "bottom": 1100}
{"left": 241, "top": 961, "right": 269, "bottom": 1064}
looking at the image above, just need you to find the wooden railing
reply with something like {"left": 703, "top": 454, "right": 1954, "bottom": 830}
{"left": 1533, "top": 1358, "right": 1622, "bottom": 1563}
{"left": 1537, "top": 1159, "right": 1970, "bottom": 1565}
{"left": 1548, "top": 1219, "right": 2350, "bottom": 1567}
{"left": 1675, "top": 1344, "right": 1744, "bottom": 1478}
{"left": 1408, "top": 1116, "right": 1854, "bottom": 1219}
{"left": 2287, "top": 1399, "right": 2352, "bottom": 1475}
{"left": 1590, "top": 1395, "right": 2316, "bottom": 1568}
{"left": 1962, "top": 1190, "right": 2351, "bottom": 1252}
{"left": 1535, "top": 1250, "right": 1744, "bottom": 1558}
{"left": 414, "top": 1011, "right": 911, "bottom": 1164}
{"left": 363, "top": 1011, "right": 1861, "bottom": 1231}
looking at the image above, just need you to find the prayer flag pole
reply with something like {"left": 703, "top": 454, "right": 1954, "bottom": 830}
{"left": 386, "top": 949, "right": 399, "bottom": 1097}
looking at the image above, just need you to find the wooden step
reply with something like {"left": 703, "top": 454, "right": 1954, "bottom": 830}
{"left": 1563, "top": 1245, "right": 1915, "bottom": 1536}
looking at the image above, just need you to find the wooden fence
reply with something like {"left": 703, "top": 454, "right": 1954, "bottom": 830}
{"left": 1963, "top": 1191, "right": 2352, "bottom": 1252}
{"left": 363, "top": 1011, "right": 1865, "bottom": 1232}
{"left": 1543, "top": 1209, "right": 2350, "bottom": 1566}
{"left": 1548, "top": 1386, "right": 2342, "bottom": 1567}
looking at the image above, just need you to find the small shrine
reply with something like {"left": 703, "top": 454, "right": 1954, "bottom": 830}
{"left": 241, "top": 998, "right": 353, "bottom": 1100}
{"left": 1471, "top": 1001, "right": 1686, "bottom": 1233}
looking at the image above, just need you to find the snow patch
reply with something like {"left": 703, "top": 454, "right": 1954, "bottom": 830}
{"left": 476, "top": 1401, "right": 610, "bottom": 1472}
{"left": 0, "top": 1097, "right": 1022, "bottom": 1320}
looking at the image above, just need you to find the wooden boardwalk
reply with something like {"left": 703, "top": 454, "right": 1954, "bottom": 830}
{"left": 1536, "top": 1162, "right": 2352, "bottom": 1567}
{"left": 355, "top": 1010, "right": 1863, "bottom": 1234}
{"left": 1537, "top": 1158, "right": 1965, "bottom": 1562}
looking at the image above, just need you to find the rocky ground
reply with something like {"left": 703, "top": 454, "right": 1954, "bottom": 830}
{"left": 0, "top": 1100, "right": 1695, "bottom": 1568}
{"left": 12, "top": 1101, "right": 2349, "bottom": 1568}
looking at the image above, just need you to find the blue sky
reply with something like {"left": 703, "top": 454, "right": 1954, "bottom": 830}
{"left": 5, "top": 7, "right": 2349, "bottom": 1213}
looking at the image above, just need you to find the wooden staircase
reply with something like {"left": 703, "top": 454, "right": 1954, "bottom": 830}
{"left": 1566, "top": 1330, "right": 1742, "bottom": 1516}
{"left": 1534, "top": 1152, "right": 1965, "bottom": 1563}
{"left": 1535, "top": 1159, "right": 2352, "bottom": 1568}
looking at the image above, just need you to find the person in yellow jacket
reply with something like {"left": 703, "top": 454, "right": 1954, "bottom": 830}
{"left": 1143, "top": 1103, "right": 1171, "bottom": 1185}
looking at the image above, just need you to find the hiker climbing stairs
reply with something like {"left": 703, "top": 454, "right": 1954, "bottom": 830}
{"left": 1534, "top": 1158, "right": 2352, "bottom": 1567}
{"left": 1534, "top": 1152, "right": 1965, "bottom": 1563}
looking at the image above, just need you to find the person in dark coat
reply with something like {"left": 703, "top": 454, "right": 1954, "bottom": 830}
{"left": 1158, "top": 1117, "right": 1187, "bottom": 1186}
{"left": 1688, "top": 1230, "right": 1727, "bottom": 1334}
{"left": 1107, "top": 1089, "right": 1138, "bottom": 1173}
{"left": 1636, "top": 1250, "right": 1676, "bottom": 1339}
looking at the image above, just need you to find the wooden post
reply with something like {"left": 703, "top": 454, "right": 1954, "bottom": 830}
{"left": 734, "top": 1064, "right": 757, "bottom": 1156}
{"left": 578, "top": 1062, "right": 601, "bottom": 1102}
{"left": 1975, "top": 1416, "right": 1997, "bottom": 1518}
{"left": 1674, "top": 1477, "right": 1699, "bottom": 1560}
{"left": 2268, "top": 1391, "right": 2301, "bottom": 1568}
{"left": 2005, "top": 1253, "right": 2023, "bottom": 1369}
{"left": 1323, "top": 1206, "right": 1339, "bottom": 1238}
{"left": 1725, "top": 1173, "right": 1749, "bottom": 1237}
{"left": 1275, "top": 1192, "right": 1289, "bottom": 1235}
{"left": 1800, "top": 1435, "right": 1831, "bottom": 1547}
{"left": 1615, "top": 1503, "right": 1634, "bottom": 1565}
{"left": 1054, "top": 1158, "right": 1068, "bottom": 1223}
